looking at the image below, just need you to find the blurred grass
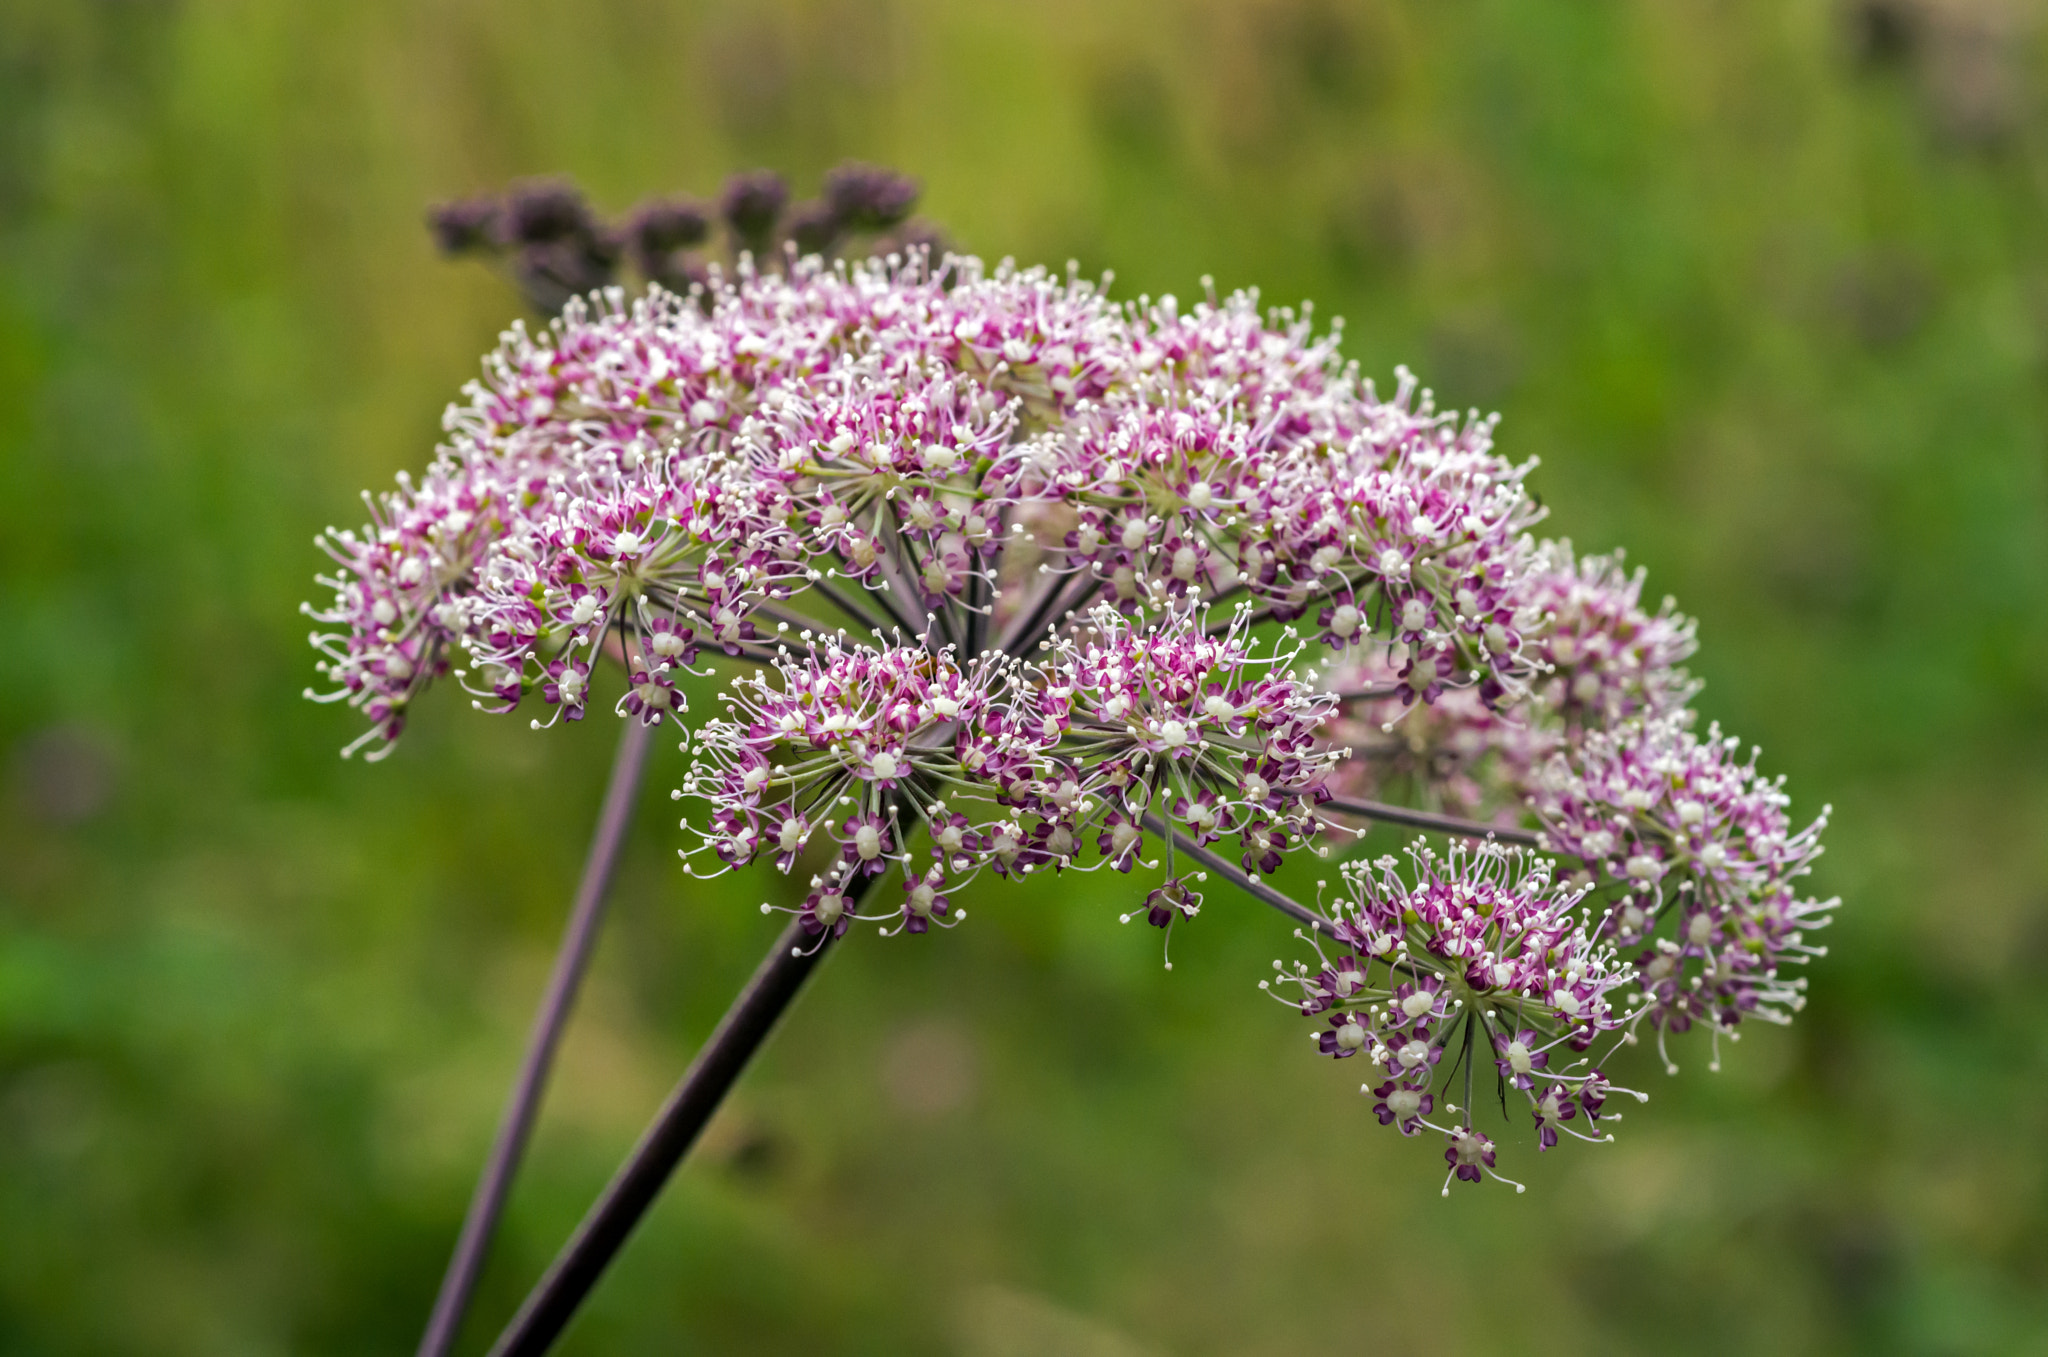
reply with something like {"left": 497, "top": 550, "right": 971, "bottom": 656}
{"left": 2, "top": 0, "right": 2046, "bottom": 1353}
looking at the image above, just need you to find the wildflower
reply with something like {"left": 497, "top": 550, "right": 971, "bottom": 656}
{"left": 1530, "top": 713, "right": 1834, "bottom": 1070}
{"left": 311, "top": 228, "right": 1835, "bottom": 1195}
{"left": 720, "top": 171, "right": 791, "bottom": 256}
{"left": 1318, "top": 540, "right": 1699, "bottom": 818}
{"left": 1267, "top": 839, "right": 1637, "bottom": 1188}
{"left": 678, "top": 636, "right": 1009, "bottom": 868}
{"left": 675, "top": 601, "right": 1335, "bottom": 938}
{"left": 1041, "top": 602, "right": 1341, "bottom": 882}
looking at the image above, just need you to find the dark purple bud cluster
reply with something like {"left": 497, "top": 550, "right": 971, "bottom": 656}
{"left": 427, "top": 165, "right": 934, "bottom": 317}
{"left": 719, "top": 171, "right": 789, "bottom": 256}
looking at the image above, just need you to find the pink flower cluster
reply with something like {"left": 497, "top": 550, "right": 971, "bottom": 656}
{"left": 1270, "top": 840, "right": 1637, "bottom": 1192}
{"left": 1530, "top": 714, "right": 1833, "bottom": 1067}
{"left": 306, "top": 253, "right": 1543, "bottom": 761}
{"left": 1518, "top": 543, "right": 1700, "bottom": 729}
{"left": 307, "top": 242, "right": 1837, "bottom": 1191}
{"left": 1316, "top": 535, "right": 1832, "bottom": 1074}
{"left": 679, "top": 604, "right": 1340, "bottom": 938}
{"left": 1320, "top": 541, "right": 1700, "bottom": 813}
{"left": 1045, "top": 359, "right": 1538, "bottom": 705}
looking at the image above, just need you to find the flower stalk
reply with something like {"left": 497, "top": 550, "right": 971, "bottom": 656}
{"left": 482, "top": 909, "right": 859, "bottom": 1357}
{"left": 1141, "top": 813, "right": 1341, "bottom": 941}
{"left": 1320, "top": 793, "right": 1541, "bottom": 847}
{"left": 416, "top": 714, "right": 653, "bottom": 1357}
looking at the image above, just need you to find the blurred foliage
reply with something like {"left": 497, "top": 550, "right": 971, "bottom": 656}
{"left": 2, "top": 0, "right": 2046, "bottom": 1353}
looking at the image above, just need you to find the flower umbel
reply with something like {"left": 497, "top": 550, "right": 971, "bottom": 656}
{"left": 1531, "top": 713, "right": 1834, "bottom": 1070}
{"left": 1269, "top": 839, "right": 1640, "bottom": 1192}
{"left": 310, "top": 219, "right": 1836, "bottom": 1192}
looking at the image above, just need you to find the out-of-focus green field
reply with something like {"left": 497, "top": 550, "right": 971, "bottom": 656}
{"left": 2, "top": 1, "right": 2045, "bottom": 1353}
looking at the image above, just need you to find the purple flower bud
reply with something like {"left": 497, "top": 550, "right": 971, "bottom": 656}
{"left": 628, "top": 196, "right": 711, "bottom": 255}
{"left": 626, "top": 196, "right": 711, "bottom": 289}
{"left": 719, "top": 170, "right": 788, "bottom": 254}
{"left": 505, "top": 179, "right": 599, "bottom": 245}
{"left": 822, "top": 162, "right": 919, "bottom": 232}
{"left": 428, "top": 197, "right": 501, "bottom": 255}
{"left": 783, "top": 199, "right": 841, "bottom": 257}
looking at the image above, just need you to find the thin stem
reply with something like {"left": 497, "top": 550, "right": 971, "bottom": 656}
{"left": 997, "top": 568, "right": 1103, "bottom": 657}
{"left": 921, "top": 573, "right": 964, "bottom": 655}
{"left": 856, "top": 567, "right": 925, "bottom": 639}
{"left": 834, "top": 521, "right": 924, "bottom": 641}
{"left": 749, "top": 596, "right": 855, "bottom": 641}
{"left": 1460, "top": 1013, "right": 1476, "bottom": 1122}
{"left": 1026, "top": 574, "right": 1106, "bottom": 658}
{"left": 1194, "top": 575, "right": 1254, "bottom": 614}
{"left": 1207, "top": 601, "right": 1283, "bottom": 636}
{"left": 878, "top": 504, "right": 954, "bottom": 650}
{"left": 1140, "top": 814, "right": 1342, "bottom": 942}
{"left": 722, "top": 639, "right": 784, "bottom": 667}
{"left": 416, "top": 716, "right": 654, "bottom": 1357}
{"left": 990, "top": 566, "right": 1075, "bottom": 656}
{"left": 1321, "top": 794, "right": 1540, "bottom": 847}
{"left": 483, "top": 896, "right": 868, "bottom": 1357}
{"left": 805, "top": 574, "right": 892, "bottom": 638}
{"left": 963, "top": 562, "right": 990, "bottom": 658}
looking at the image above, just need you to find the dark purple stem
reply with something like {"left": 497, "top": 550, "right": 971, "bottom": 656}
{"left": 483, "top": 908, "right": 854, "bottom": 1357}
{"left": 1206, "top": 602, "right": 1281, "bottom": 636}
{"left": 1140, "top": 813, "right": 1342, "bottom": 941}
{"left": 995, "top": 567, "right": 1099, "bottom": 656}
{"left": 1321, "top": 793, "right": 1541, "bottom": 846}
{"left": 1327, "top": 684, "right": 1403, "bottom": 702}
{"left": 415, "top": 716, "right": 654, "bottom": 1357}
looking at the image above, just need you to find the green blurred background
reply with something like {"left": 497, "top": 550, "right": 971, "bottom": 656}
{"left": 3, "top": 0, "right": 2045, "bottom": 1353}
